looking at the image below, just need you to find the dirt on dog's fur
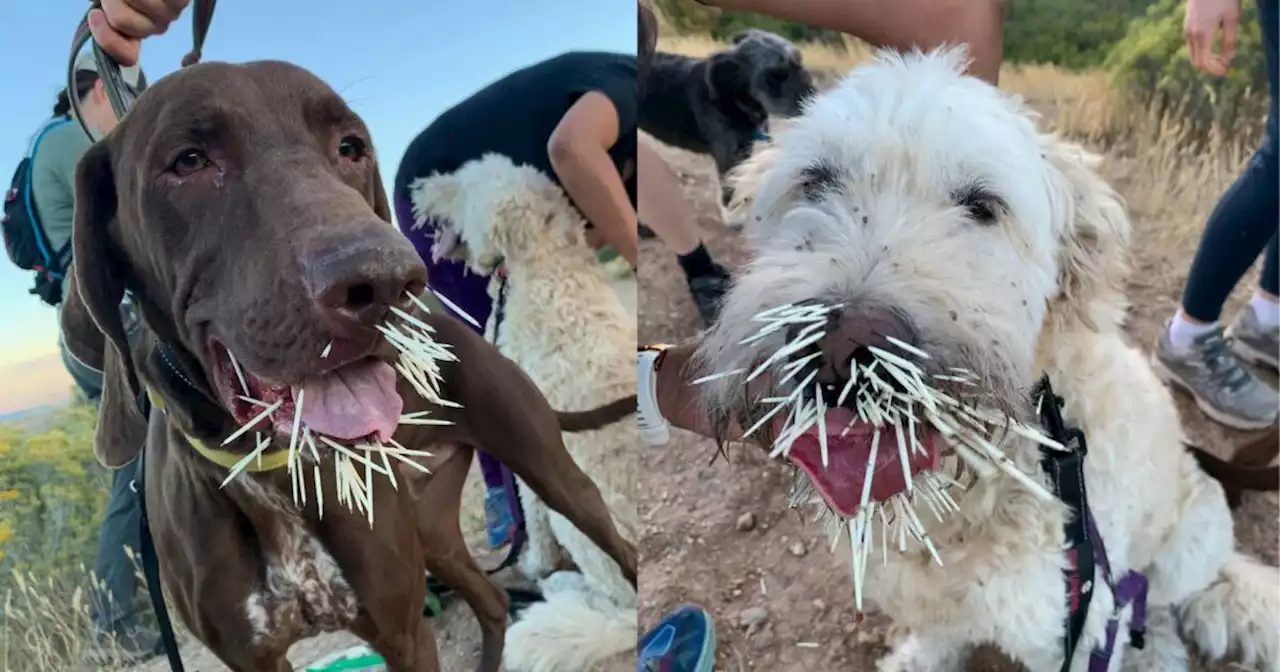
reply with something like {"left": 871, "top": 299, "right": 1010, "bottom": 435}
{"left": 636, "top": 110, "right": 1278, "bottom": 672}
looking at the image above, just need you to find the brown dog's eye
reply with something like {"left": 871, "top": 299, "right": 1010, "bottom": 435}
{"left": 170, "top": 149, "right": 211, "bottom": 177}
{"left": 338, "top": 136, "right": 368, "bottom": 161}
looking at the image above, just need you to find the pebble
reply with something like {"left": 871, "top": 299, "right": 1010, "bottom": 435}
{"left": 738, "top": 606, "right": 769, "bottom": 630}
{"left": 788, "top": 540, "right": 807, "bottom": 557}
{"left": 736, "top": 512, "right": 757, "bottom": 531}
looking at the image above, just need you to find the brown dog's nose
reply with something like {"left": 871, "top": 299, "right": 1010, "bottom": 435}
{"left": 307, "top": 237, "right": 428, "bottom": 334}
{"left": 814, "top": 305, "right": 918, "bottom": 385}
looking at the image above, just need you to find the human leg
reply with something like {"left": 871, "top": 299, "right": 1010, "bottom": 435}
{"left": 1154, "top": 0, "right": 1279, "bottom": 428}
{"left": 638, "top": 139, "right": 731, "bottom": 327}
{"left": 88, "top": 456, "right": 157, "bottom": 656}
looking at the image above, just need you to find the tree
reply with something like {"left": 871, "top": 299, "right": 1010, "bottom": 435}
{"left": 1106, "top": 0, "right": 1268, "bottom": 143}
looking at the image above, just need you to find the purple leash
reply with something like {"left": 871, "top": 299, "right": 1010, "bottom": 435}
{"left": 1086, "top": 512, "right": 1150, "bottom": 672}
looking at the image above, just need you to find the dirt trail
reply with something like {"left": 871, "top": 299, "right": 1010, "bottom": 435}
{"left": 635, "top": 135, "right": 1278, "bottom": 672}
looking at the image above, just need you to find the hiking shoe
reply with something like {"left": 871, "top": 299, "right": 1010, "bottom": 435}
{"left": 638, "top": 347, "right": 671, "bottom": 446}
{"left": 688, "top": 265, "right": 730, "bottom": 328}
{"left": 1226, "top": 304, "right": 1279, "bottom": 371}
{"left": 484, "top": 485, "right": 517, "bottom": 549}
{"left": 1152, "top": 320, "right": 1279, "bottom": 430}
{"left": 638, "top": 604, "right": 716, "bottom": 672}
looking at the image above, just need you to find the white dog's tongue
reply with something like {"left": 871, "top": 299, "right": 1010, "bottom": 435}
{"left": 300, "top": 359, "right": 402, "bottom": 442}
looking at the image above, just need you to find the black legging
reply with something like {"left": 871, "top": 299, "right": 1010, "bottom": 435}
{"left": 1181, "top": 0, "right": 1280, "bottom": 322}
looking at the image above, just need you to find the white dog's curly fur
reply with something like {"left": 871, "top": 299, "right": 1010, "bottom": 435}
{"left": 696, "top": 47, "right": 1279, "bottom": 671}
{"left": 409, "top": 155, "right": 638, "bottom": 672}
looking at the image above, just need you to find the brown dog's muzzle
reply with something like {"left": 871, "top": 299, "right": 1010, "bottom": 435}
{"left": 304, "top": 228, "right": 428, "bottom": 339}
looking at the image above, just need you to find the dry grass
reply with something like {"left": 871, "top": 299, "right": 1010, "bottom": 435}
{"left": 657, "top": 35, "right": 1263, "bottom": 259}
{"left": 0, "top": 559, "right": 199, "bottom": 671}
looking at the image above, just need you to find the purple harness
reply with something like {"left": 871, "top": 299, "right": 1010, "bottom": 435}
{"left": 1034, "top": 376, "right": 1149, "bottom": 672}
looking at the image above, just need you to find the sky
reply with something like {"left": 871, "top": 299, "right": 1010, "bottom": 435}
{"left": 0, "top": 0, "right": 634, "bottom": 407}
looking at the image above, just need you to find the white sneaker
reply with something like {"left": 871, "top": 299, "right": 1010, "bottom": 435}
{"left": 637, "top": 347, "right": 671, "bottom": 446}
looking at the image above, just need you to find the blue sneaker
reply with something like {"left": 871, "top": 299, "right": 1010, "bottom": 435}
{"left": 484, "top": 486, "right": 516, "bottom": 549}
{"left": 638, "top": 604, "right": 716, "bottom": 672}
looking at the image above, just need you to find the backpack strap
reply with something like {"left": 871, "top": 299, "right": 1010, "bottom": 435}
{"left": 22, "top": 118, "right": 76, "bottom": 279}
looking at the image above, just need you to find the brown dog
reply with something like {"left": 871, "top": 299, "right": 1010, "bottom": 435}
{"left": 66, "top": 60, "right": 638, "bottom": 672}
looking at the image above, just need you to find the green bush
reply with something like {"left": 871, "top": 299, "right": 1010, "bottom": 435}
{"left": 0, "top": 403, "right": 107, "bottom": 579}
{"left": 1004, "top": 0, "right": 1159, "bottom": 69}
{"left": 1105, "top": 0, "right": 1269, "bottom": 143}
{"left": 0, "top": 403, "right": 114, "bottom": 668}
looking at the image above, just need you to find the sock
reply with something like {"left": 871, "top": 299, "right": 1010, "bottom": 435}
{"left": 1168, "top": 311, "right": 1218, "bottom": 353}
{"left": 677, "top": 244, "right": 719, "bottom": 280}
{"left": 1250, "top": 292, "right": 1280, "bottom": 329}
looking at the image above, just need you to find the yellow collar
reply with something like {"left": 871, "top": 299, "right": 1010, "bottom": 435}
{"left": 145, "top": 386, "right": 292, "bottom": 473}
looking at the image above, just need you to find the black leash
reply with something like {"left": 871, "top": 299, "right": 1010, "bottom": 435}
{"left": 1033, "top": 374, "right": 1097, "bottom": 672}
{"left": 1033, "top": 375, "right": 1148, "bottom": 672}
{"left": 131, "top": 390, "right": 186, "bottom": 672}
{"left": 119, "top": 292, "right": 186, "bottom": 672}
{"left": 486, "top": 272, "right": 528, "bottom": 574}
{"left": 69, "top": 0, "right": 216, "bottom": 141}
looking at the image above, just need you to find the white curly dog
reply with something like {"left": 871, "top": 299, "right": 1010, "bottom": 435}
{"left": 694, "top": 47, "right": 1279, "bottom": 672}
{"left": 409, "top": 155, "right": 638, "bottom": 672}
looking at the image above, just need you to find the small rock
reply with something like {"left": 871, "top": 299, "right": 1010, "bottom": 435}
{"left": 738, "top": 606, "right": 769, "bottom": 630}
{"left": 736, "top": 512, "right": 757, "bottom": 531}
{"left": 788, "top": 540, "right": 807, "bottom": 557}
{"left": 812, "top": 598, "right": 826, "bottom": 610}
{"left": 732, "top": 588, "right": 743, "bottom": 597}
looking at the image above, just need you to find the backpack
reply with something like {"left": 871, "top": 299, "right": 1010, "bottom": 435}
{"left": 3, "top": 117, "right": 75, "bottom": 306}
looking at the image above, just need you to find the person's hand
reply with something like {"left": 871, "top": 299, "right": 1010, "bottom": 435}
{"left": 584, "top": 226, "right": 605, "bottom": 250}
{"left": 1185, "top": 0, "right": 1242, "bottom": 76}
{"left": 88, "top": 0, "right": 190, "bottom": 67}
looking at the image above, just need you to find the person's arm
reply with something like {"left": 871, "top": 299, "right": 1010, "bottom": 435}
{"left": 1184, "top": 0, "right": 1242, "bottom": 76}
{"left": 89, "top": 0, "right": 189, "bottom": 66}
{"left": 696, "top": 0, "right": 1007, "bottom": 85}
{"left": 547, "top": 92, "right": 639, "bottom": 269}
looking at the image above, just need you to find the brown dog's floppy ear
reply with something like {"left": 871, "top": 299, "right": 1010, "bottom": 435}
{"left": 94, "top": 344, "right": 148, "bottom": 468}
{"left": 1041, "top": 135, "right": 1132, "bottom": 333}
{"left": 71, "top": 140, "right": 141, "bottom": 400}
{"left": 58, "top": 269, "right": 106, "bottom": 378}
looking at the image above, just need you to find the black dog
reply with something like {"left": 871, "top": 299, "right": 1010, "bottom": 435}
{"left": 640, "top": 29, "right": 815, "bottom": 222}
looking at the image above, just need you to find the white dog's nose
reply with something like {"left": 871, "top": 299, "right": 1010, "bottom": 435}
{"left": 813, "top": 306, "right": 917, "bottom": 395}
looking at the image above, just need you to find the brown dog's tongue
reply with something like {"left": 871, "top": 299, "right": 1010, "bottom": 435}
{"left": 300, "top": 360, "right": 402, "bottom": 442}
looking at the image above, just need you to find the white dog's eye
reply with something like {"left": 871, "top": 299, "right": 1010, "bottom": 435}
{"left": 952, "top": 185, "right": 1004, "bottom": 226}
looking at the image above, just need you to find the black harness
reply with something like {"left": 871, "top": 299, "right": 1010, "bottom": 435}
{"left": 1033, "top": 375, "right": 1146, "bottom": 672}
